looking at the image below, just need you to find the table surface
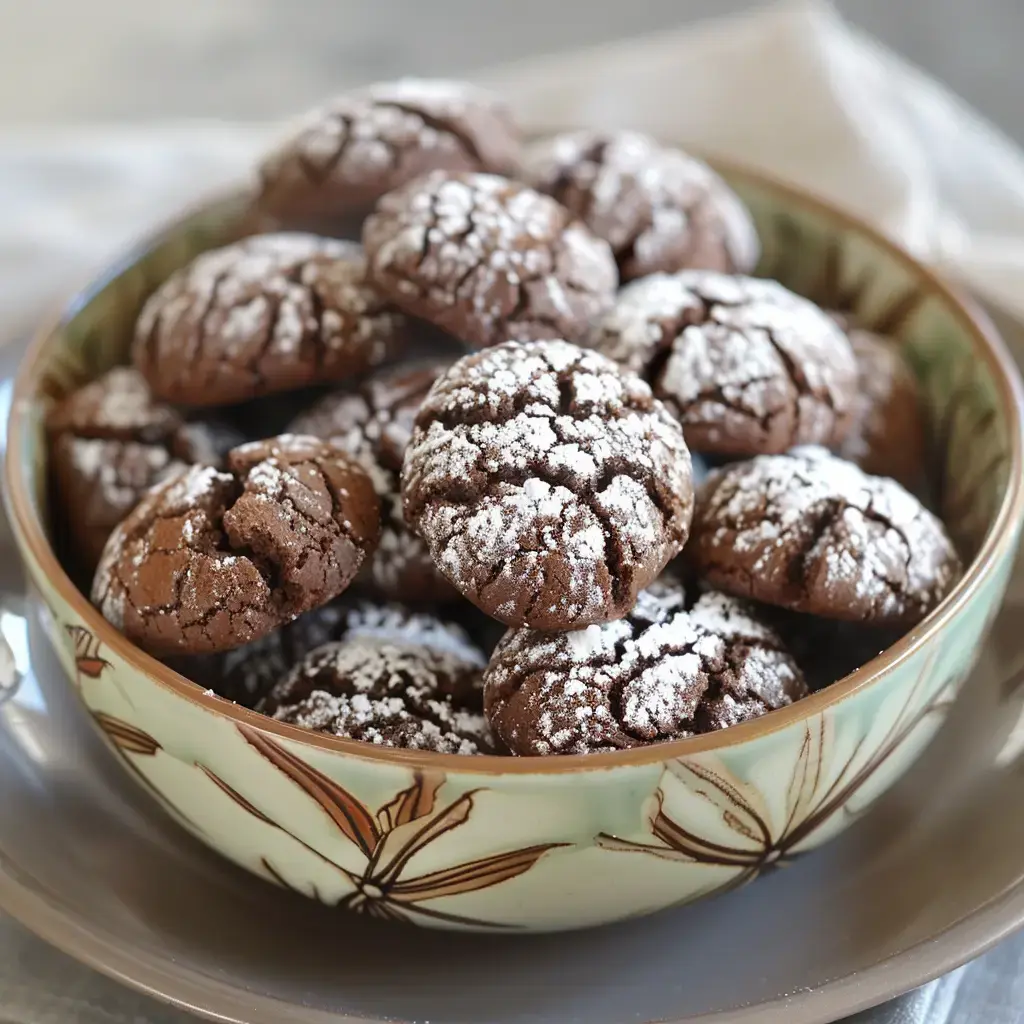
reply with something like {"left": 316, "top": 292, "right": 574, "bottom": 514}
{"left": 1, "top": 0, "right": 1022, "bottom": 143}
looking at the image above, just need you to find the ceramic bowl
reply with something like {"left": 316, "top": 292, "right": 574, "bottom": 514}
{"left": 5, "top": 164, "right": 1024, "bottom": 933}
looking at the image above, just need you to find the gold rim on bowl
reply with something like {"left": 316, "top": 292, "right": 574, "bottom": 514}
{"left": 6, "top": 158, "right": 1024, "bottom": 775}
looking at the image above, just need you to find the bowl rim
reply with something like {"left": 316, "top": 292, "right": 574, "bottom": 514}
{"left": 6, "top": 156, "right": 1024, "bottom": 776}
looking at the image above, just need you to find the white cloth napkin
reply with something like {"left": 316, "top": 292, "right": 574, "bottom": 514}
{"left": 6, "top": 0, "right": 1024, "bottom": 345}
{"left": 0, "top": 3, "right": 1021, "bottom": 1023}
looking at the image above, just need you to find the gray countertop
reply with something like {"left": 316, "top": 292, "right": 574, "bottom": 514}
{"left": 2, "top": 0, "right": 1023, "bottom": 142}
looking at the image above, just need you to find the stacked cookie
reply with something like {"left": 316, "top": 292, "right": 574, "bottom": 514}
{"left": 50, "top": 77, "right": 962, "bottom": 757}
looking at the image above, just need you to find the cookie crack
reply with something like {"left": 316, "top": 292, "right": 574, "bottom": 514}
{"left": 379, "top": 101, "right": 483, "bottom": 165}
{"left": 295, "top": 111, "right": 361, "bottom": 185}
{"left": 606, "top": 636, "right": 709, "bottom": 742}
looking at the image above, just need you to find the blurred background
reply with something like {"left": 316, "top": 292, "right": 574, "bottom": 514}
{"left": 1, "top": 0, "right": 1022, "bottom": 139}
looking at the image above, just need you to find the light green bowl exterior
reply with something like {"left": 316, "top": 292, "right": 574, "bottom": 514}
{"left": 6, "top": 172, "right": 1023, "bottom": 932}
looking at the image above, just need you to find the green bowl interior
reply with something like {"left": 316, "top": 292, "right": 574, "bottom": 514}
{"left": 17, "top": 175, "right": 1014, "bottom": 598}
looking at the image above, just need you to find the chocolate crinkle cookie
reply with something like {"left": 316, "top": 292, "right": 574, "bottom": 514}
{"left": 363, "top": 171, "right": 618, "bottom": 349}
{"left": 522, "top": 130, "right": 759, "bottom": 282}
{"left": 91, "top": 435, "right": 380, "bottom": 656}
{"left": 168, "top": 598, "right": 479, "bottom": 707}
{"left": 289, "top": 360, "right": 458, "bottom": 602}
{"left": 837, "top": 329, "right": 926, "bottom": 492}
{"left": 589, "top": 271, "right": 858, "bottom": 455}
{"left": 688, "top": 446, "right": 962, "bottom": 627}
{"left": 259, "top": 629, "right": 490, "bottom": 755}
{"left": 402, "top": 340, "right": 694, "bottom": 630}
{"left": 132, "top": 233, "right": 409, "bottom": 407}
{"left": 483, "top": 583, "right": 806, "bottom": 756}
{"left": 46, "top": 367, "right": 242, "bottom": 569}
{"left": 256, "top": 78, "right": 520, "bottom": 230}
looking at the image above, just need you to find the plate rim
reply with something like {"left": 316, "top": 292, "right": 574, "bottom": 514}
{"left": 0, "top": 816, "right": 1022, "bottom": 1024}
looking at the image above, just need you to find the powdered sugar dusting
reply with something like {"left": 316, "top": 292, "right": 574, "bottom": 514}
{"left": 590, "top": 271, "right": 858, "bottom": 454}
{"left": 257, "top": 78, "right": 518, "bottom": 220}
{"left": 134, "top": 233, "right": 407, "bottom": 405}
{"left": 523, "top": 130, "right": 759, "bottom": 280}
{"left": 404, "top": 340, "right": 694, "bottom": 629}
{"left": 692, "top": 447, "right": 962, "bottom": 626}
{"left": 484, "top": 580, "right": 808, "bottom": 755}
{"left": 264, "top": 636, "right": 489, "bottom": 754}
{"left": 364, "top": 171, "right": 617, "bottom": 349}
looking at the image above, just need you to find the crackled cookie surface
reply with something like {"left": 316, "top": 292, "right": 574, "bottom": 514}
{"left": 169, "top": 599, "right": 479, "bottom": 707}
{"left": 133, "top": 234, "right": 408, "bottom": 406}
{"left": 402, "top": 339, "right": 694, "bottom": 629}
{"left": 91, "top": 435, "right": 380, "bottom": 656}
{"left": 257, "top": 78, "right": 520, "bottom": 228}
{"left": 484, "top": 583, "right": 805, "bottom": 755}
{"left": 523, "top": 130, "right": 759, "bottom": 281}
{"left": 260, "top": 627, "right": 490, "bottom": 754}
{"left": 46, "top": 367, "right": 242, "bottom": 569}
{"left": 838, "top": 329, "right": 926, "bottom": 490}
{"left": 689, "top": 447, "right": 962, "bottom": 626}
{"left": 363, "top": 171, "right": 618, "bottom": 349}
{"left": 290, "top": 360, "right": 456, "bottom": 602}
{"left": 590, "top": 272, "right": 858, "bottom": 455}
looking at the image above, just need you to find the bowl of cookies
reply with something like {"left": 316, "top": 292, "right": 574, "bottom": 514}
{"left": 5, "top": 79, "right": 1023, "bottom": 933}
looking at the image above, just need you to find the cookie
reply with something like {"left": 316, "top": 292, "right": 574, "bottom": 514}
{"left": 259, "top": 630, "right": 490, "bottom": 755}
{"left": 289, "top": 360, "right": 457, "bottom": 602}
{"left": 363, "top": 171, "right": 618, "bottom": 349}
{"left": 589, "top": 272, "right": 858, "bottom": 455}
{"left": 522, "top": 130, "right": 759, "bottom": 281}
{"left": 483, "top": 583, "right": 805, "bottom": 755}
{"left": 168, "top": 599, "right": 478, "bottom": 707}
{"left": 838, "top": 329, "right": 926, "bottom": 491}
{"left": 133, "top": 234, "right": 409, "bottom": 407}
{"left": 91, "top": 435, "right": 380, "bottom": 656}
{"left": 688, "top": 446, "right": 962, "bottom": 627}
{"left": 402, "top": 339, "right": 694, "bottom": 629}
{"left": 257, "top": 79, "right": 520, "bottom": 231}
{"left": 46, "top": 367, "right": 241, "bottom": 569}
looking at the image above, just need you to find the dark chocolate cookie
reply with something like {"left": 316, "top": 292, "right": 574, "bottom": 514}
{"left": 483, "top": 584, "right": 805, "bottom": 755}
{"left": 168, "top": 599, "right": 479, "bottom": 707}
{"left": 688, "top": 446, "right": 962, "bottom": 627}
{"left": 289, "top": 360, "right": 457, "bottom": 602}
{"left": 257, "top": 79, "right": 520, "bottom": 231}
{"left": 133, "top": 234, "right": 409, "bottom": 407}
{"left": 402, "top": 340, "right": 694, "bottom": 630}
{"left": 363, "top": 171, "right": 618, "bottom": 349}
{"left": 46, "top": 367, "right": 242, "bottom": 569}
{"left": 589, "top": 271, "right": 858, "bottom": 455}
{"left": 838, "top": 329, "right": 926, "bottom": 491}
{"left": 259, "top": 630, "right": 489, "bottom": 755}
{"left": 91, "top": 435, "right": 380, "bottom": 656}
{"left": 522, "top": 130, "right": 759, "bottom": 281}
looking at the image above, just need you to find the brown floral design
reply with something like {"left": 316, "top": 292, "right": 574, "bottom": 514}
{"left": 203, "top": 725, "right": 566, "bottom": 927}
{"left": 63, "top": 623, "right": 137, "bottom": 710}
{"left": 597, "top": 658, "right": 959, "bottom": 896}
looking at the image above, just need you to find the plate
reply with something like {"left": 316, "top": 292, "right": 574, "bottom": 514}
{"left": 1, "top": 312, "right": 1024, "bottom": 1024}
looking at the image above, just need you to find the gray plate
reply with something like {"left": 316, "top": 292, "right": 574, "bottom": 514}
{"left": 2, "top": 313, "right": 1024, "bottom": 1024}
